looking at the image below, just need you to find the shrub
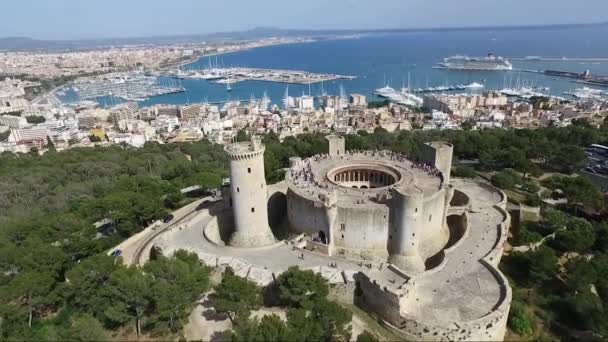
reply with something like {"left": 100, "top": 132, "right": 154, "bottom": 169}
{"left": 452, "top": 166, "right": 477, "bottom": 178}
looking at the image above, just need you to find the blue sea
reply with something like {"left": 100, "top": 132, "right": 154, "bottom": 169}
{"left": 86, "top": 25, "right": 608, "bottom": 107}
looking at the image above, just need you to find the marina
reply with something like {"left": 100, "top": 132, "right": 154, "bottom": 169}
{"left": 71, "top": 74, "right": 185, "bottom": 101}
{"left": 373, "top": 82, "right": 489, "bottom": 107}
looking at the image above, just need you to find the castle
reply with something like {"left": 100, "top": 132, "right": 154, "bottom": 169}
{"left": 192, "top": 136, "right": 511, "bottom": 341}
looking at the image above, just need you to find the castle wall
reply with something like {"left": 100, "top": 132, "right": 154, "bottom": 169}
{"left": 333, "top": 205, "right": 389, "bottom": 261}
{"left": 419, "top": 188, "right": 450, "bottom": 259}
{"left": 420, "top": 142, "right": 453, "bottom": 185}
{"left": 355, "top": 273, "right": 405, "bottom": 326}
{"left": 355, "top": 266, "right": 511, "bottom": 342}
{"left": 387, "top": 188, "right": 425, "bottom": 273}
{"left": 485, "top": 205, "right": 511, "bottom": 266}
{"left": 286, "top": 188, "right": 330, "bottom": 236}
{"left": 327, "top": 135, "right": 345, "bottom": 157}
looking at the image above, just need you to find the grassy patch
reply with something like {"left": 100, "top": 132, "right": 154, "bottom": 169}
{"left": 503, "top": 189, "right": 528, "bottom": 204}
{"left": 344, "top": 304, "right": 405, "bottom": 342}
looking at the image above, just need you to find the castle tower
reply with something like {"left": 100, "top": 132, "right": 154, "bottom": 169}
{"left": 225, "top": 136, "right": 275, "bottom": 247}
{"left": 326, "top": 134, "right": 345, "bottom": 157}
{"left": 388, "top": 188, "right": 426, "bottom": 274}
{"left": 420, "top": 142, "right": 454, "bottom": 185}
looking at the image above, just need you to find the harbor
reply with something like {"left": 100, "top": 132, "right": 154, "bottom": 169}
{"left": 50, "top": 31, "right": 608, "bottom": 108}
{"left": 70, "top": 74, "right": 185, "bottom": 102}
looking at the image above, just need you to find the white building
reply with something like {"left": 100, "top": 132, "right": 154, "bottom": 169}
{"left": 349, "top": 94, "right": 367, "bottom": 106}
{"left": 9, "top": 127, "right": 49, "bottom": 144}
{"left": 296, "top": 96, "right": 314, "bottom": 110}
{"left": 0, "top": 115, "right": 28, "bottom": 128}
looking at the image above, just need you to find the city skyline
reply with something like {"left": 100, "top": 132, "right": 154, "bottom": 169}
{"left": 1, "top": 0, "right": 608, "bottom": 40}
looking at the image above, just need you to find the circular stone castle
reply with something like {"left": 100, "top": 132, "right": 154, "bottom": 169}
{"left": 158, "top": 135, "right": 512, "bottom": 341}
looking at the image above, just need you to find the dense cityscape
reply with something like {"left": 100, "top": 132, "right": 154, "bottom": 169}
{"left": 2, "top": 4, "right": 608, "bottom": 342}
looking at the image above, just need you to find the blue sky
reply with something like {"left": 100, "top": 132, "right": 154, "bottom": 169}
{"left": 1, "top": 0, "right": 607, "bottom": 40}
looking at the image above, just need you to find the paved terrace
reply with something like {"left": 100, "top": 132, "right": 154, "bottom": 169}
{"left": 287, "top": 151, "right": 443, "bottom": 206}
{"left": 365, "top": 178, "right": 509, "bottom": 323}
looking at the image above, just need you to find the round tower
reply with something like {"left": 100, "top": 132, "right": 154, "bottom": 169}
{"left": 388, "top": 187, "right": 426, "bottom": 274}
{"left": 225, "top": 136, "right": 275, "bottom": 247}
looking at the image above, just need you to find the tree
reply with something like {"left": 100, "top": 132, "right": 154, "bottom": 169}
{"left": 491, "top": 169, "right": 521, "bottom": 190}
{"left": 103, "top": 266, "right": 150, "bottom": 336}
{"left": 357, "top": 330, "right": 379, "bottom": 342}
{"left": 539, "top": 209, "right": 568, "bottom": 235}
{"left": 213, "top": 268, "right": 262, "bottom": 322}
{"left": 65, "top": 254, "right": 122, "bottom": 318}
{"left": 0, "top": 129, "right": 10, "bottom": 142}
{"left": 549, "top": 290, "right": 607, "bottom": 333}
{"left": 25, "top": 115, "right": 46, "bottom": 124}
{"left": 236, "top": 129, "right": 248, "bottom": 142}
{"left": 549, "top": 145, "right": 586, "bottom": 173}
{"left": 89, "top": 135, "right": 102, "bottom": 143}
{"left": 226, "top": 311, "right": 263, "bottom": 342}
{"left": 194, "top": 171, "right": 223, "bottom": 188}
{"left": 516, "top": 222, "right": 543, "bottom": 245}
{"left": 565, "top": 257, "right": 597, "bottom": 291}
{"left": 285, "top": 308, "right": 325, "bottom": 341}
{"left": 313, "top": 299, "right": 352, "bottom": 341}
{"left": 276, "top": 266, "right": 329, "bottom": 309}
{"left": 144, "top": 252, "right": 210, "bottom": 334}
{"left": 551, "top": 217, "right": 596, "bottom": 253}
{"left": 65, "top": 314, "right": 108, "bottom": 341}
{"left": 521, "top": 180, "right": 540, "bottom": 194}
{"left": 528, "top": 246, "right": 559, "bottom": 285}
{"left": 593, "top": 222, "right": 608, "bottom": 252}
{"left": 541, "top": 176, "right": 603, "bottom": 213}
{"left": 2, "top": 271, "right": 55, "bottom": 328}
{"left": 254, "top": 314, "right": 291, "bottom": 341}
{"left": 508, "top": 299, "right": 534, "bottom": 336}
{"left": 452, "top": 166, "right": 476, "bottom": 178}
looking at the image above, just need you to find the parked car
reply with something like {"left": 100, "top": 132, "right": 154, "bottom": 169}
{"left": 162, "top": 214, "right": 174, "bottom": 223}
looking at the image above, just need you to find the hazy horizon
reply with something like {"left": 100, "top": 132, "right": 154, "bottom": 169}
{"left": 2, "top": 0, "right": 608, "bottom": 40}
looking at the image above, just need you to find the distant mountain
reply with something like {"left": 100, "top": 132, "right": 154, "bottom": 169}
{"left": 0, "top": 37, "right": 66, "bottom": 50}
{"left": 1, "top": 22, "right": 607, "bottom": 52}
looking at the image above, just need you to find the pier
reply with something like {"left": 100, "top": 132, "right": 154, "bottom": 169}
{"left": 508, "top": 56, "right": 608, "bottom": 62}
{"left": 170, "top": 67, "right": 356, "bottom": 85}
{"left": 516, "top": 68, "right": 608, "bottom": 87}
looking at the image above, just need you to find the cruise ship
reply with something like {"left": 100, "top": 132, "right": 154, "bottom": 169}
{"left": 436, "top": 54, "right": 513, "bottom": 71}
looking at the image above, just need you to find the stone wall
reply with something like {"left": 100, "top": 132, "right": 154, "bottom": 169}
{"left": 355, "top": 266, "right": 511, "bottom": 342}
{"left": 328, "top": 283, "right": 356, "bottom": 305}
{"left": 354, "top": 273, "right": 406, "bottom": 326}
{"left": 419, "top": 188, "right": 451, "bottom": 259}
{"left": 334, "top": 205, "right": 389, "bottom": 254}
{"left": 286, "top": 188, "right": 330, "bottom": 236}
{"left": 484, "top": 205, "right": 511, "bottom": 266}
{"left": 420, "top": 142, "right": 454, "bottom": 184}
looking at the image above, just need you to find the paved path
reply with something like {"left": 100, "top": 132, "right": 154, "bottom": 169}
{"left": 111, "top": 197, "right": 211, "bottom": 265}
